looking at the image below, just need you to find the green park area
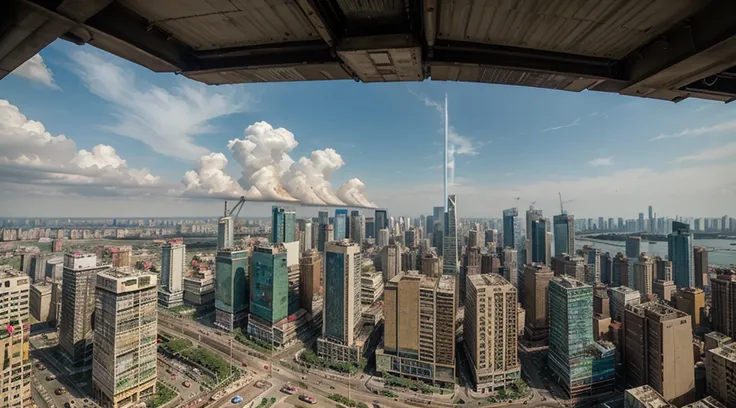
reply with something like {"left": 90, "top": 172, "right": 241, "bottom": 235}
{"left": 146, "top": 381, "right": 177, "bottom": 408}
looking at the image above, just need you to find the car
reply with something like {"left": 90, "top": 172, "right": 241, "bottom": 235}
{"left": 171, "top": 375, "right": 177, "bottom": 380}
{"left": 45, "top": 374, "right": 56, "bottom": 381}
{"left": 241, "top": 361, "right": 247, "bottom": 367}
{"left": 231, "top": 395, "right": 243, "bottom": 404}
{"left": 54, "top": 387, "right": 67, "bottom": 395}
{"left": 298, "top": 394, "right": 316, "bottom": 404}
{"left": 183, "top": 381, "right": 191, "bottom": 388}
{"left": 263, "top": 364, "right": 269, "bottom": 370}
{"left": 35, "top": 363, "right": 46, "bottom": 370}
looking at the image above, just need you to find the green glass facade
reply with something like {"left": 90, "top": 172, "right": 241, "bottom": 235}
{"left": 272, "top": 206, "right": 296, "bottom": 244}
{"left": 324, "top": 251, "right": 345, "bottom": 343}
{"left": 215, "top": 250, "right": 249, "bottom": 314}
{"left": 250, "top": 247, "right": 288, "bottom": 324}
{"left": 548, "top": 277, "right": 594, "bottom": 397}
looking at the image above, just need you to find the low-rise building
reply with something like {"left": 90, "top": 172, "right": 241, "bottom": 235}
{"left": 361, "top": 272, "right": 384, "bottom": 304}
{"left": 183, "top": 269, "right": 215, "bottom": 312}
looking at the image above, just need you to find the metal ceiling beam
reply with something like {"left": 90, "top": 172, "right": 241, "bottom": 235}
{"left": 294, "top": 0, "right": 345, "bottom": 47}
{"left": 83, "top": 2, "right": 196, "bottom": 72}
{"left": 0, "top": 0, "right": 111, "bottom": 79}
{"left": 431, "top": 40, "right": 625, "bottom": 81}
{"left": 186, "top": 41, "right": 336, "bottom": 74}
{"left": 621, "top": 0, "right": 736, "bottom": 96}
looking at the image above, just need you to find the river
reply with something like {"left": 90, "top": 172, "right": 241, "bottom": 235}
{"left": 575, "top": 238, "right": 736, "bottom": 267}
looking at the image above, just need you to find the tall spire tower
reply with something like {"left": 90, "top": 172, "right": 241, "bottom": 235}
{"left": 444, "top": 93, "right": 448, "bottom": 212}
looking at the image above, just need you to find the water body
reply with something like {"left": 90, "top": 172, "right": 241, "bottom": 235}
{"left": 576, "top": 238, "right": 736, "bottom": 267}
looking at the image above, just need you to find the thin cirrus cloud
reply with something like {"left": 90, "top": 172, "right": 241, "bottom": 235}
{"left": 672, "top": 142, "right": 736, "bottom": 163}
{"left": 543, "top": 118, "right": 580, "bottom": 132}
{"left": 10, "top": 54, "right": 60, "bottom": 89}
{"left": 69, "top": 50, "right": 247, "bottom": 161}
{"left": 588, "top": 156, "right": 614, "bottom": 166}
{"left": 0, "top": 99, "right": 161, "bottom": 196}
{"left": 181, "top": 121, "right": 377, "bottom": 208}
{"left": 649, "top": 120, "right": 736, "bottom": 141}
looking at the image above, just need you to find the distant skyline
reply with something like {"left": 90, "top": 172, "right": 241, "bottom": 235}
{"left": 1, "top": 40, "right": 735, "bottom": 218}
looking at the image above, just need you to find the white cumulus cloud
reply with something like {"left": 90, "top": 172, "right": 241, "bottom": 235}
{"left": 11, "top": 54, "right": 59, "bottom": 89}
{"left": 588, "top": 156, "right": 614, "bottom": 166}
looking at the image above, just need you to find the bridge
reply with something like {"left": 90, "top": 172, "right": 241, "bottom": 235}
{"left": 1, "top": 0, "right": 736, "bottom": 102}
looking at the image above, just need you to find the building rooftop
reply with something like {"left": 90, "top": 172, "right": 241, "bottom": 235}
{"left": 31, "top": 281, "right": 54, "bottom": 294}
{"left": 327, "top": 239, "right": 360, "bottom": 248}
{"left": 0, "top": 266, "right": 25, "bottom": 278}
{"left": 468, "top": 273, "right": 512, "bottom": 288}
{"left": 633, "top": 301, "right": 689, "bottom": 320}
{"left": 682, "top": 396, "right": 727, "bottom": 408}
{"left": 610, "top": 286, "right": 639, "bottom": 295}
{"left": 99, "top": 267, "right": 152, "bottom": 279}
{"left": 553, "top": 275, "right": 589, "bottom": 289}
{"left": 711, "top": 342, "right": 736, "bottom": 362}
{"left": 437, "top": 275, "right": 455, "bottom": 292}
{"left": 625, "top": 385, "right": 674, "bottom": 408}
{"left": 705, "top": 331, "right": 731, "bottom": 342}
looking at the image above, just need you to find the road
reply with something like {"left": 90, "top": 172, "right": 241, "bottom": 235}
{"left": 158, "top": 314, "right": 416, "bottom": 408}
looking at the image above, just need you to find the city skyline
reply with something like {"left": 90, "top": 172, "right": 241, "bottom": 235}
{"left": 1, "top": 42, "right": 736, "bottom": 218}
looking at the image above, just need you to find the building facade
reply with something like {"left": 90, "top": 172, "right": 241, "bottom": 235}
{"left": 633, "top": 254, "right": 655, "bottom": 296}
{"left": 0, "top": 267, "right": 32, "bottom": 408}
{"left": 158, "top": 238, "right": 185, "bottom": 308}
{"left": 92, "top": 269, "right": 157, "bottom": 408}
{"left": 59, "top": 253, "right": 110, "bottom": 368}
{"left": 318, "top": 240, "right": 362, "bottom": 364}
{"left": 706, "top": 342, "right": 736, "bottom": 407}
{"left": 553, "top": 214, "right": 574, "bottom": 258}
{"left": 299, "top": 249, "right": 321, "bottom": 313}
{"left": 442, "top": 195, "right": 459, "bottom": 275}
{"left": 669, "top": 221, "right": 694, "bottom": 289}
{"left": 272, "top": 206, "right": 296, "bottom": 244}
{"left": 710, "top": 268, "right": 736, "bottom": 339}
{"left": 376, "top": 273, "right": 456, "bottom": 386}
{"left": 464, "top": 274, "right": 519, "bottom": 392}
{"left": 523, "top": 263, "right": 554, "bottom": 343}
{"left": 214, "top": 249, "right": 249, "bottom": 331}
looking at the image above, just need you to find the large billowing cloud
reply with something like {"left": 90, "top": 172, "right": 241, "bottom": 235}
{"left": 182, "top": 121, "right": 377, "bottom": 208}
{"left": 0, "top": 99, "right": 160, "bottom": 195}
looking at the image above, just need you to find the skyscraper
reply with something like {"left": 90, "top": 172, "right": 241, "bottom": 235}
{"left": 503, "top": 208, "right": 519, "bottom": 250}
{"left": 317, "top": 211, "right": 329, "bottom": 252}
{"left": 271, "top": 206, "right": 296, "bottom": 244}
{"left": 706, "top": 342, "right": 736, "bottom": 406}
{"left": 669, "top": 221, "right": 694, "bottom": 289}
{"left": 377, "top": 272, "right": 456, "bottom": 386}
{"left": 710, "top": 268, "right": 736, "bottom": 339}
{"left": 318, "top": 240, "right": 362, "bottom": 363}
{"left": 693, "top": 247, "right": 707, "bottom": 288}
{"left": 60, "top": 253, "right": 109, "bottom": 368}
{"left": 524, "top": 263, "right": 554, "bottom": 343}
{"left": 633, "top": 254, "right": 655, "bottom": 296}
{"left": 609, "top": 286, "right": 640, "bottom": 322}
{"left": 375, "top": 209, "right": 388, "bottom": 233}
{"left": 158, "top": 238, "right": 185, "bottom": 308}
{"left": 442, "top": 194, "right": 458, "bottom": 275}
{"left": 531, "top": 218, "right": 548, "bottom": 264}
{"left": 625, "top": 237, "right": 641, "bottom": 259}
{"left": 217, "top": 215, "right": 234, "bottom": 250}
{"left": 526, "top": 207, "right": 543, "bottom": 240}
{"left": 334, "top": 211, "right": 347, "bottom": 240}
{"left": 299, "top": 249, "right": 322, "bottom": 313}
{"left": 465, "top": 274, "right": 519, "bottom": 392}
{"left": 432, "top": 206, "right": 444, "bottom": 250}
{"left": 548, "top": 276, "right": 595, "bottom": 398}
{"left": 92, "top": 268, "right": 157, "bottom": 408}
{"left": 623, "top": 302, "right": 695, "bottom": 406}
{"left": 380, "top": 242, "right": 401, "bottom": 282}
{"left": 377, "top": 228, "right": 389, "bottom": 248}
{"left": 612, "top": 253, "right": 629, "bottom": 288}
{"left": 214, "top": 249, "right": 249, "bottom": 331}
{"left": 553, "top": 214, "right": 574, "bottom": 258}
{"left": 0, "top": 267, "right": 31, "bottom": 407}
{"left": 298, "top": 219, "right": 313, "bottom": 253}
{"left": 247, "top": 245, "right": 289, "bottom": 344}
{"left": 648, "top": 205, "right": 654, "bottom": 233}
{"left": 350, "top": 211, "right": 364, "bottom": 246}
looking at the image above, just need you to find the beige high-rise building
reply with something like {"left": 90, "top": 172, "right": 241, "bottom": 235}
{"left": 376, "top": 272, "right": 456, "bottom": 386}
{"left": 623, "top": 302, "right": 695, "bottom": 406}
{"left": 299, "top": 249, "right": 322, "bottom": 313}
{"left": 653, "top": 280, "right": 676, "bottom": 303}
{"left": 420, "top": 251, "right": 442, "bottom": 278}
{"left": 60, "top": 252, "right": 110, "bottom": 368}
{"left": 706, "top": 342, "right": 736, "bottom": 407}
{"left": 30, "top": 281, "right": 54, "bottom": 322}
{"left": 464, "top": 274, "right": 519, "bottom": 392}
{"left": 711, "top": 268, "right": 736, "bottom": 339}
{"left": 672, "top": 287, "right": 705, "bottom": 330}
{"left": 633, "top": 254, "right": 655, "bottom": 296}
{"left": 380, "top": 243, "right": 401, "bottom": 282}
{"left": 158, "top": 238, "right": 185, "bottom": 308}
{"left": 0, "top": 267, "right": 31, "bottom": 408}
{"left": 92, "top": 268, "right": 157, "bottom": 408}
{"left": 523, "top": 263, "right": 553, "bottom": 342}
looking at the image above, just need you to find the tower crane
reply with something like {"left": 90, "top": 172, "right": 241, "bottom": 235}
{"left": 224, "top": 196, "right": 248, "bottom": 221}
{"left": 558, "top": 192, "right": 574, "bottom": 215}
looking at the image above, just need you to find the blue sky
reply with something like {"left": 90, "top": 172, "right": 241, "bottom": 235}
{"left": 1, "top": 39, "right": 735, "bottom": 218}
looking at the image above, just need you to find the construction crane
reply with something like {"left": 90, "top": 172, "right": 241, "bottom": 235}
{"left": 224, "top": 196, "right": 248, "bottom": 220}
{"left": 529, "top": 201, "right": 536, "bottom": 210}
{"left": 558, "top": 192, "right": 573, "bottom": 215}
